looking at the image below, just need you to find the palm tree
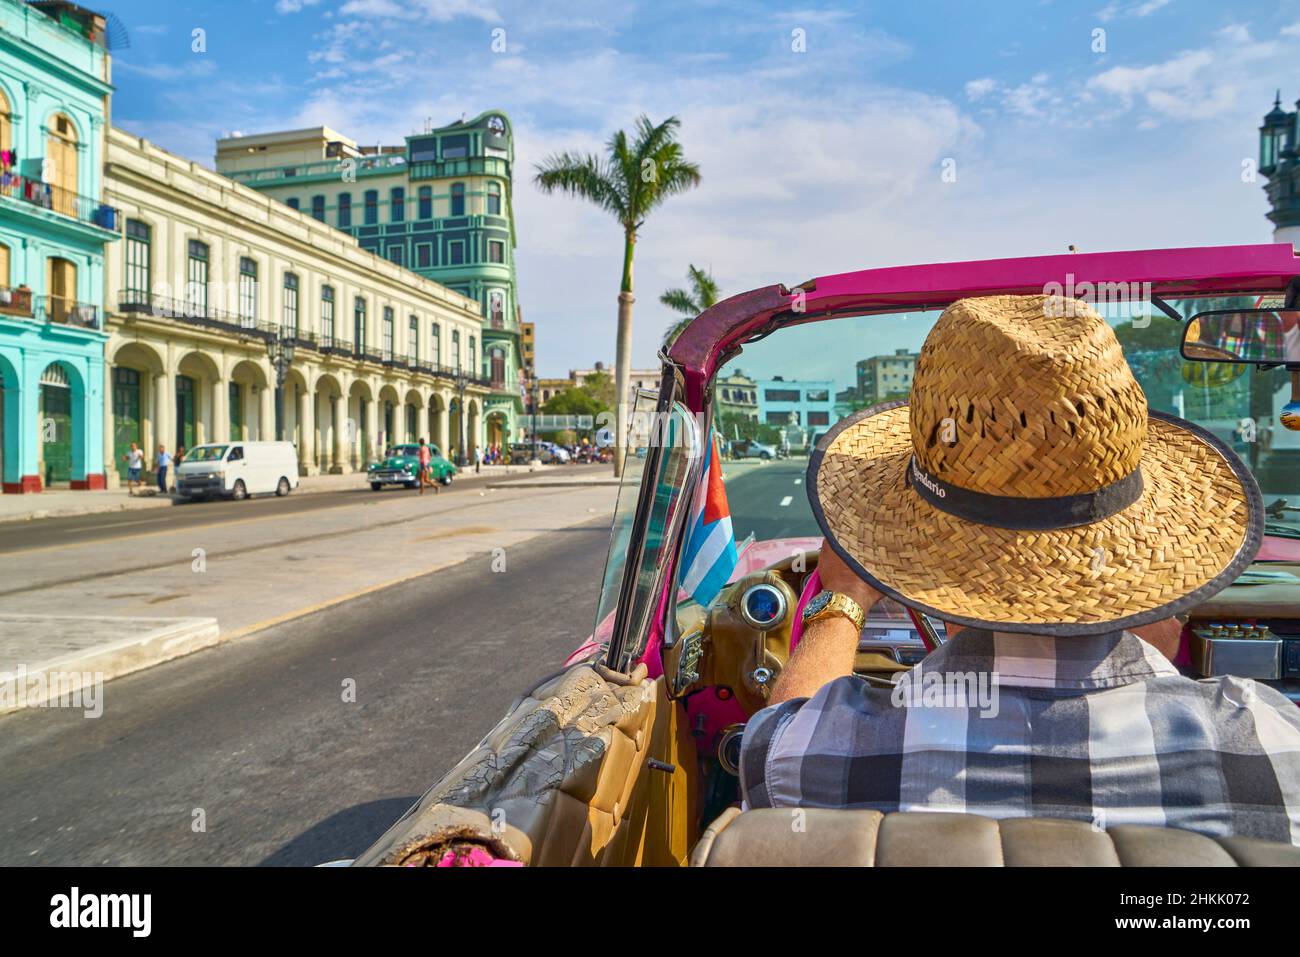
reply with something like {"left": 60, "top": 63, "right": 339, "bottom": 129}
{"left": 534, "top": 115, "right": 701, "bottom": 475}
{"left": 660, "top": 264, "right": 720, "bottom": 348}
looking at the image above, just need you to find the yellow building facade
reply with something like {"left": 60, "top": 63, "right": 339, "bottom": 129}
{"left": 101, "top": 127, "right": 490, "bottom": 484}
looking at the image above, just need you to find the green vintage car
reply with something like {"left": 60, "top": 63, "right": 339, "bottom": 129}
{"left": 367, "top": 444, "right": 456, "bottom": 490}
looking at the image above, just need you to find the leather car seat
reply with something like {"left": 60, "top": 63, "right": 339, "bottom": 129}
{"left": 690, "top": 807, "right": 1300, "bottom": 866}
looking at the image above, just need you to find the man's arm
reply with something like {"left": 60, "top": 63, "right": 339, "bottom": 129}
{"left": 768, "top": 543, "right": 883, "bottom": 706}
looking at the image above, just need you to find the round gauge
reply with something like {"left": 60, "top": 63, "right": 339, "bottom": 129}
{"left": 739, "top": 583, "right": 787, "bottom": 630}
{"left": 717, "top": 724, "right": 745, "bottom": 776}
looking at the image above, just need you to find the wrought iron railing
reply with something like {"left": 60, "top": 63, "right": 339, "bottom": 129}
{"left": 36, "top": 295, "right": 99, "bottom": 329}
{"left": 320, "top": 335, "right": 353, "bottom": 356}
{"left": 118, "top": 291, "right": 266, "bottom": 337}
{"left": 0, "top": 174, "right": 121, "bottom": 231}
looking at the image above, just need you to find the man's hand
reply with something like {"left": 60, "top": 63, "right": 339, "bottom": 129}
{"left": 816, "top": 541, "right": 884, "bottom": 609}
{"left": 767, "top": 541, "right": 883, "bottom": 706}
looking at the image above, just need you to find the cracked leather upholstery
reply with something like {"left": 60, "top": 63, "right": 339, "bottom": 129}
{"left": 353, "top": 662, "right": 664, "bottom": 867}
{"left": 690, "top": 808, "right": 1300, "bottom": 866}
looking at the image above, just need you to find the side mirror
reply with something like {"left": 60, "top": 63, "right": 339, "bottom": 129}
{"left": 1181, "top": 308, "right": 1300, "bottom": 366}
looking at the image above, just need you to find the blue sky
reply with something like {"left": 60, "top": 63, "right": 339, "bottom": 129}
{"left": 103, "top": 0, "right": 1300, "bottom": 377}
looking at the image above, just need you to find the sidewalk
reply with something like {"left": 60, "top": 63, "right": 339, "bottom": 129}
{"left": 0, "top": 481, "right": 619, "bottom": 715}
{"left": 0, "top": 615, "right": 220, "bottom": 715}
{"left": 0, "top": 462, "right": 562, "bottom": 525}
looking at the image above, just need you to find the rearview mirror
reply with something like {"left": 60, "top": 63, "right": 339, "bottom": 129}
{"left": 1181, "top": 308, "right": 1300, "bottom": 366}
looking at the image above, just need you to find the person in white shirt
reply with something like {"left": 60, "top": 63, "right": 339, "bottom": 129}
{"left": 122, "top": 442, "right": 144, "bottom": 495}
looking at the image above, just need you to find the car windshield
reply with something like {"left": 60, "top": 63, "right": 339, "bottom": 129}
{"left": 716, "top": 293, "right": 1300, "bottom": 544}
{"left": 391, "top": 446, "right": 418, "bottom": 457}
{"left": 185, "top": 445, "right": 228, "bottom": 462}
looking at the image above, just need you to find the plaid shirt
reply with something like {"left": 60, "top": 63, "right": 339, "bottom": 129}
{"left": 741, "top": 629, "right": 1300, "bottom": 845}
{"left": 1215, "top": 312, "right": 1286, "bottom": 361}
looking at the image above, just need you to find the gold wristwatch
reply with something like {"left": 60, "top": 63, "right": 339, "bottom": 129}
{"left": 801, "top": 589, "right": 868, "bottom": 632}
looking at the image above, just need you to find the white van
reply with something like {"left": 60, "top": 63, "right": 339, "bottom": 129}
{"left": 175, "top": 441, "right": 300, "bottom": 501}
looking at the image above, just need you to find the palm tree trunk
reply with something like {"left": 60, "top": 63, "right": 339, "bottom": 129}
{"left": 614, "top": 229, "right": 636, "bottom": 476}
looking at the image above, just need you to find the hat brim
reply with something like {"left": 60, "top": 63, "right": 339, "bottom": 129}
{"left": 807, "top": 402, "right": 1264, "bottom": 636}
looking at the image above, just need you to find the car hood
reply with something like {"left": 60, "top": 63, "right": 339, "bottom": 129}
{"left": 371, "top": 457, "right": 416, "bottom": 470}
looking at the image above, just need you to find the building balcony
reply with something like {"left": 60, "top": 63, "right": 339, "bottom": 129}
{"left": 37, "top": 295, "right": 100, "bottom": 329}
{"left": 257, "top": 323, "right": 318, "bottom": 351}
{"left": 226, "top": 153, "right": 408, "bottom": 185}
{"left": 407, "top": 156, "right": 511, "bottom": 181}
{"left": 117, "top": 291, "right": 268, "bottom": 339}
{"left": 0, "top": 174, "right": 121, "bottom": 234}
{"left": 0, "top": 286, "right": 35, "bottom": 318}
{"left": 320, "top": 335, "right": 353, "bottom": 356}
{"left": 1, "top": 292, "right": 101, "bottom": 330}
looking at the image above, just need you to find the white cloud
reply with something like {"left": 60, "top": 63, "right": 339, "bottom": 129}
{"left": 1097, "top": 0, "right": 1171, "bottom": 21}
{"left": 337, "top": 0, "right": 501, "bottom": 22}
{"left": 276, "top": 0, "right": 323, "bottom": 13}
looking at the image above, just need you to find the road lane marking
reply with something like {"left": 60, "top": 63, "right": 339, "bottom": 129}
{"left": 780, "top": 496, "right": 793, "bottom": 507}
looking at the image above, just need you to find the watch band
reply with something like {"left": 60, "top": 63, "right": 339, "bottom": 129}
{"left": 802, "top": 589, "right": 867, "bottom": 633}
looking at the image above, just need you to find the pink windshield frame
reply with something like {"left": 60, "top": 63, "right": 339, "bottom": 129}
{"left": 666, "top": 243, "right": 1300, "bottom": 409}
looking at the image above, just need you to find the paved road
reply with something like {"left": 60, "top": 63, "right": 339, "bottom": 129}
{"left": 726, "top": 458, "right": 817, "bottom": 542}
{"left": 0, "top": 519, "right": 611, "bottom": 866}
{"left": 0, "top": 464, "right": 609, "bottom": 555}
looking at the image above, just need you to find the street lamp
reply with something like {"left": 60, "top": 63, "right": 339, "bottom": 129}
{"left": 453, "top": 368, "right": 468, "bottom": 467}
{"left": 267, "top": 331, "right": 296, "bottom": 442}
{"left": 531, "top": 377, "right": 539, "bottom": 462}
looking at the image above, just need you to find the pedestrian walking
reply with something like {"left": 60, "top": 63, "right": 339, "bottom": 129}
{"left": 474, "top": 445, "right": 482, "bottom": 474}
{"left": 155, "top": 444, "right": 172, "bottom": 494}
{"left": 417, "top": 437, "right": 437, "bottom": 496}
{"left": 122, "top": 442, "right": 144, "bottom": 495}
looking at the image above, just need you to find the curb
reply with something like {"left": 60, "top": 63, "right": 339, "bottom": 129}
{"left": 0, "top": 615, "right": 220, "bottom": 716}
{"left": 486, "top": 479, "right": 622, "bottom": 490}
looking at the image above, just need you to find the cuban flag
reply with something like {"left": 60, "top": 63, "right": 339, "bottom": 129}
{"left": 679, "top": 430, "right": 738, "bottom": 606}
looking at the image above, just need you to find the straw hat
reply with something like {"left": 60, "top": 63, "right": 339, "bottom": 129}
{"left": 807, "top": 295, "right": 1263, "bottom": 636}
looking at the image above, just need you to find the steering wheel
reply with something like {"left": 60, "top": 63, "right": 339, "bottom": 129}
{"left": 789, "top": 566, "right": 937, "bottom": 655}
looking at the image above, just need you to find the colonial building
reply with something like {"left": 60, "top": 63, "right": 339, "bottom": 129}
{"left": 856, "top": 348, "right": 917, "bottom": 404}
{"left": 0, "top": 0, "right": 118, "bottom": 492}
{"left": 571, "top": 363, "right": 660, "bottom": 406}
{"left": 102, "top": 126, "right": 490, "bottom": 482}
{"left": 715, "top": 369, "right": 758, "bottom": 422}
{"left": 213, "top": 112, "right": 525, "bottom": 449}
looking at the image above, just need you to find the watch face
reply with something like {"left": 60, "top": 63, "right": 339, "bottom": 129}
{"left": 803, "top": 590, "right": 831, "bottom": 619}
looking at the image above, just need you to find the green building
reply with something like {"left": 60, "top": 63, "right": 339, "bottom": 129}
{"left": 0, "top": 0, "right": 118, "bottom": 493}
{"left": 215, "top": 111, "right": 525, "bottom": 447}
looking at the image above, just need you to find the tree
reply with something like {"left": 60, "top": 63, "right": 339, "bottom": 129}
{"left": 534, "top": 115, "right": 702, "bottom": 475}
{"left": 542, "top": 387, "right": 605, "bottom": 418}
{"left": 660, "top": 264, "right": 720, "bottom": 348}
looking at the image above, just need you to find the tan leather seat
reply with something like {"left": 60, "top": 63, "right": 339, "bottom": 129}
{"left": 690, "top": 808, "right": 1300, "bottom": 867}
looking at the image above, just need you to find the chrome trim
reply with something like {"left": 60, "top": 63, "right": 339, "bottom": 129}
{"left": 739, "top": 583, "right": 788, "bottom": 631}
{"left": 717, "top": 723, "right": 745, "bottom": 776}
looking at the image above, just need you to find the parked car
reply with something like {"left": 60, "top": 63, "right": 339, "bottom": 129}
{"left": 367, "top": 443, "right": 456, "bottom": 490}
{"left": 175, "top": 441, "right": 299, "bottom": 501}
{"left": 731, "top": 439, "right": 777, "bottom": 460}
{"left": 510, "top": 441, "right": 570, "bottom": 464}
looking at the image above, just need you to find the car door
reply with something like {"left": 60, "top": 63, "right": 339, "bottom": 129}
{"left": 225, "top": 444, "right": 246, "bottom": 494}
{"left": 352, "top": 387, "right": 701, "bottom": 867}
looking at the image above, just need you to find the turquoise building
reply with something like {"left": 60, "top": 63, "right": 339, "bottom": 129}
{"left": 0, "top": 0, "right": 118, "bottom": 492}
{"left": 215, "top": 111, "right": 527, "bottom": 448}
